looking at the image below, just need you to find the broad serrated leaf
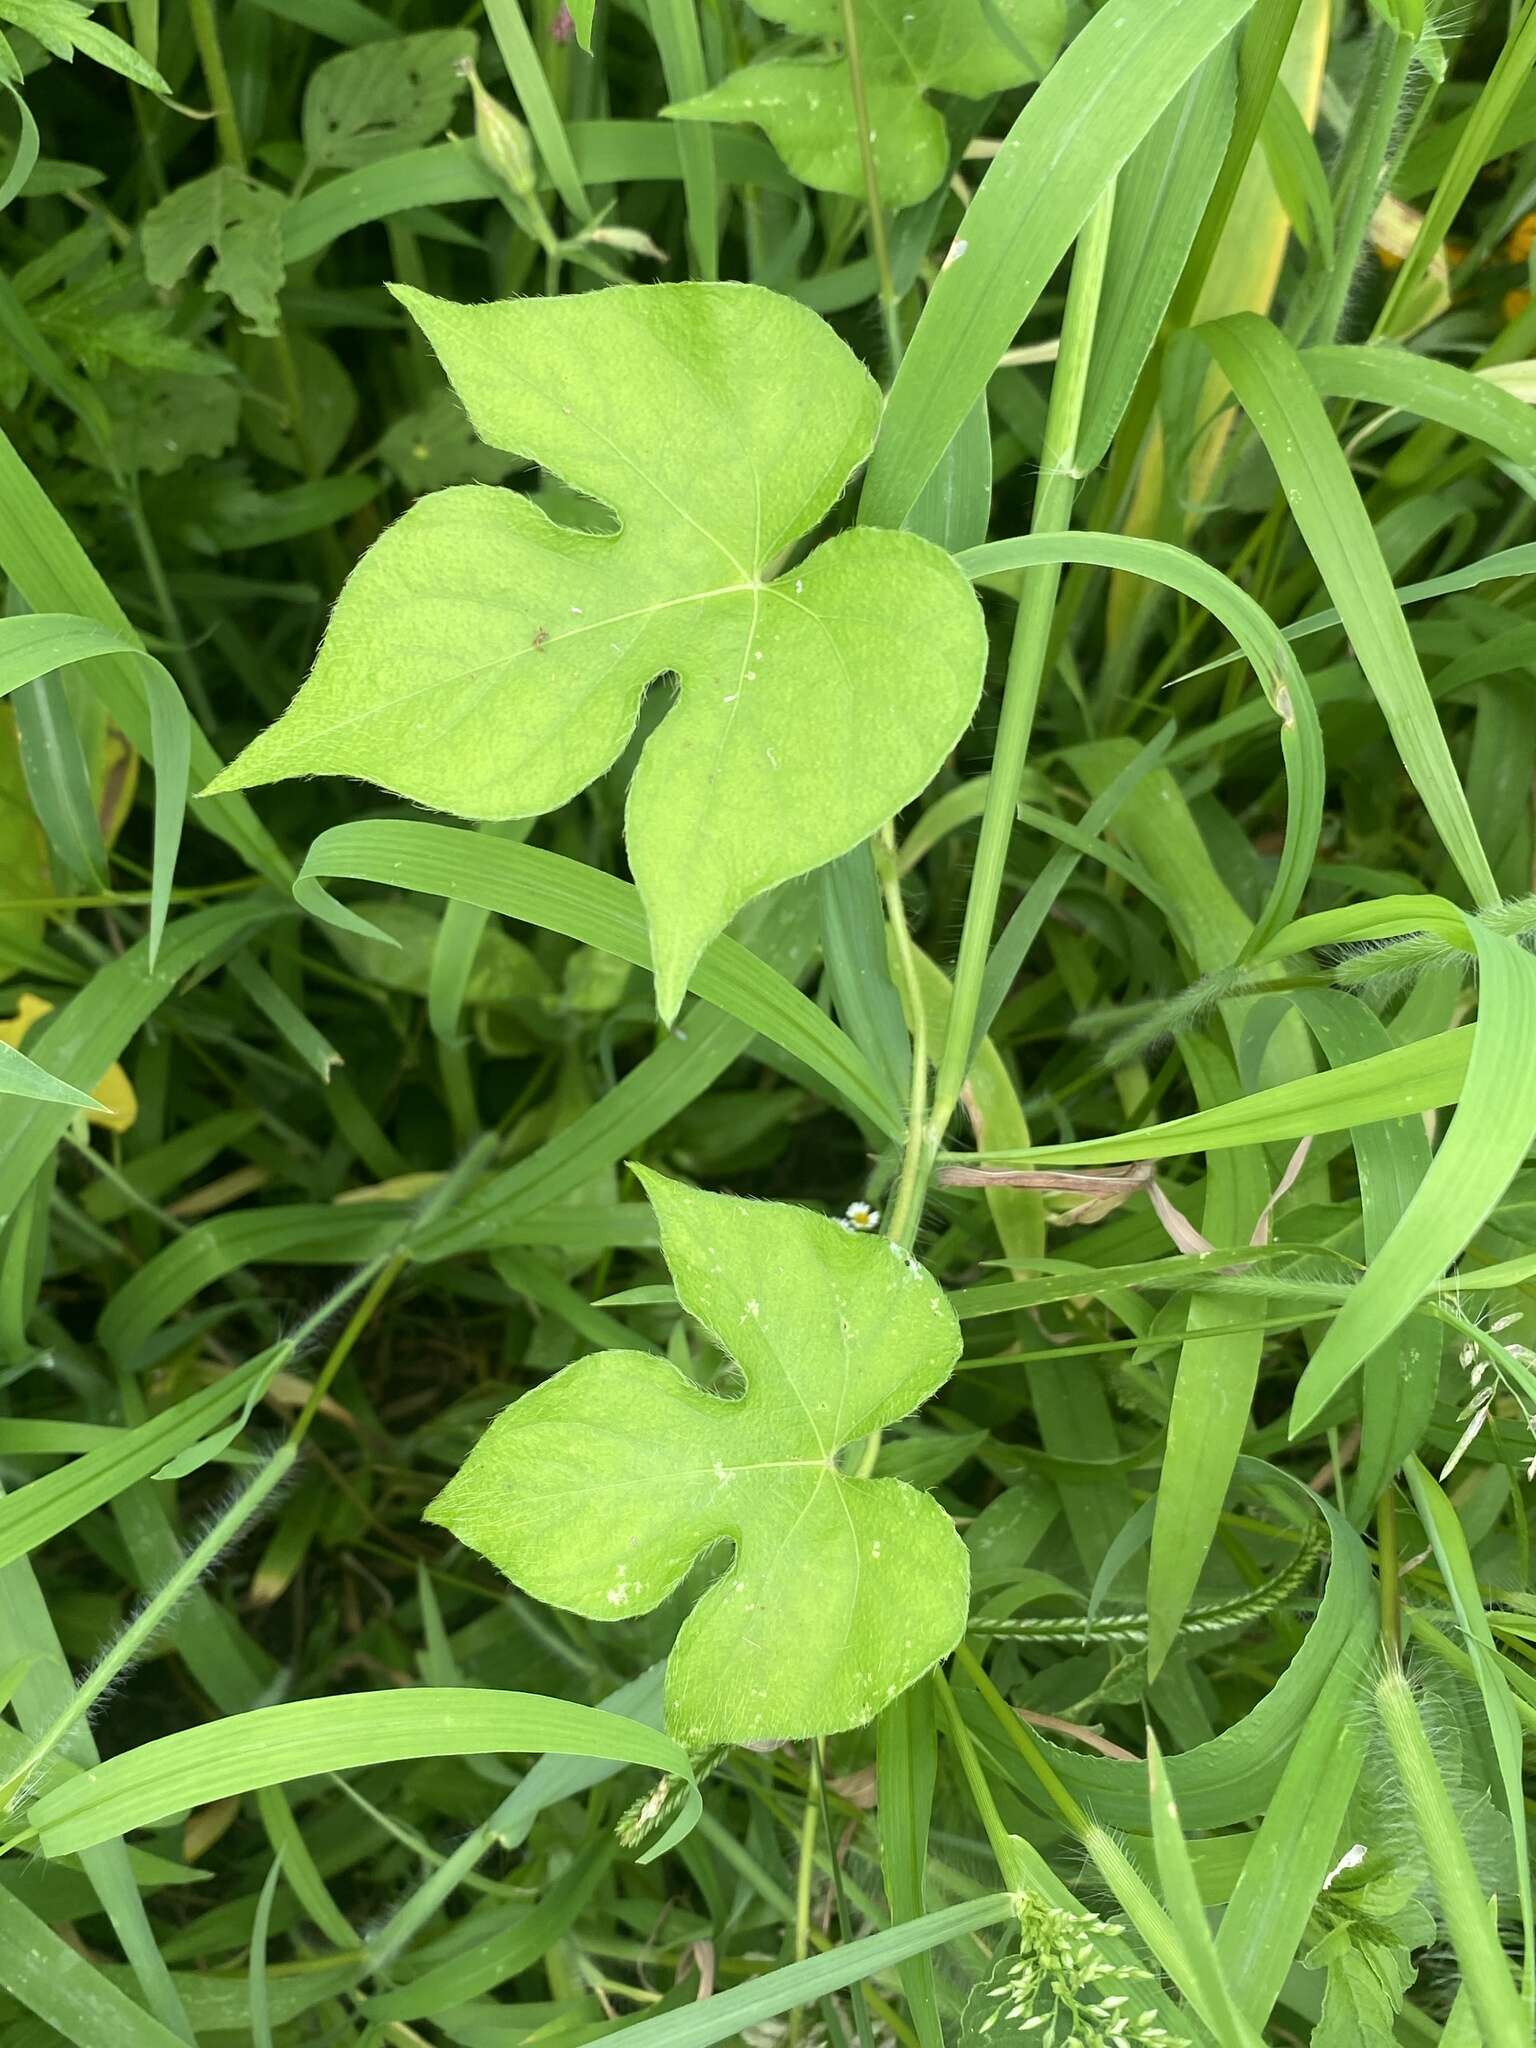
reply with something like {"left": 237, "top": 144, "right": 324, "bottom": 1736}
{"left": 204, "top": 282, "right": 985, "bottom": 1018}
{"left": 301, "top": 29, "right": 475, "bottom": 172}
{"left": 75, "top": 371, "right": 240, "bottom": 477}
{"left": 1303, "top": 1856, "right": 1436, "bottom": 2048}
{"left": 426, "top": 1169, "right": 969, "bottom": 1746}
{"left": 142, "top": 169, "right": 288, "bottom": 336}
{"left": 0, "top": 0, "right": 168, "bottom": 90}
{"left": 666, "top": 0, "right": 1063, "bottom": 207}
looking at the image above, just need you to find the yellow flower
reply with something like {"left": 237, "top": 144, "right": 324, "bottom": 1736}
{"left": 0, "top": 993, "right": 137, "bottom": 1128}
{"left": 1506, "top": 212, "right": 1536, "bottom": 266}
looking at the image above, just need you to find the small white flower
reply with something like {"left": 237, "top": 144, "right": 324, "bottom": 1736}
{"left": 842, "top": 1199, "right": 881, "bottom": 1232}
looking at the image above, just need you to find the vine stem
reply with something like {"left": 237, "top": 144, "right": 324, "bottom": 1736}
{"left": 917, "top": 188, "right": 1116, "bottom": 1191}
{"left": 185, "top": 0, "right": 245, "bottom": 172}
{"left": 789, "top": 1748, "right": 820, "bottom": 2048}
{"left": 879, "top": 823, "right": 929, "bottom": 1252}
{"left": 838, "top": 0, "right": 902, "bottom": 375}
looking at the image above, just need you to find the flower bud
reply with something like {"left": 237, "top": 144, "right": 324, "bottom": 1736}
{"left": 456, "top": 57, "right": 538, "bottom": 199}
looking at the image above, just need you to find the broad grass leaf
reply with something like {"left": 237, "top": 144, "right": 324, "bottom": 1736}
{"left": 301, "top": 29, "right": 475, "bottom": 171}
{"left": 665, "top": 0, "right": 1061, "bottom": 208}
{"left": 208, "top": 283, "right": 985, "bottom": 1018}
{"left": 19, "top": 1688, "right": 700, "bottom": 1862}
{"left": 427, "top": 1169, "right": 969, "bottom": 1746}
{"left": 1076, "top": 45, "right": 1235, "bottom": 473}
{"left": 0, "top": 1033, "right": 96, "bottom": 1112}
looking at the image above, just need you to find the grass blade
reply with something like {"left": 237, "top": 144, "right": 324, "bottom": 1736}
{"left": 1290, "top": 922, "right": 1536, "bottom": 1434}
{"left": 18, "top": 1689, "right": 699, "bottom": 1862}
{"left": 1201, "top": 312, "right": 1498, "bottom": 907}
{"left": 861, "top": 0, "right": 1258, "bottom": 527}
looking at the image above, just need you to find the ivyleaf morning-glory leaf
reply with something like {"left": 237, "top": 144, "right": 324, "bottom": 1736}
{"left": 425, "top": 1168, "right": 970, "bottom": 1747}
{"left": 203, "top": 282, "right": 986, "bottom": 1019}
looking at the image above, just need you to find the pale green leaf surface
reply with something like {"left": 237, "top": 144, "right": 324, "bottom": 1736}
{"left": 1301, "top": 1854, "right": 1436, "bottom": 2048}
{"left": 206, "top": 283, "right": 984, "bottom": 1018}
{"left": 427, "top": 1170, "right": 969, "bottom": 1745}
{"left": 668, "top": 63, "right": 947, "bottom": 209}
{"left": 752, "top": 0, "right": 1061, "bottom": 90}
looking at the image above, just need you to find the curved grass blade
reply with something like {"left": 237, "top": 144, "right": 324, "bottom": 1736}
{"left": 0, "top": 613, "right": 191, "bottom": 963}
{"left": 18, "top": 1689, "right": 700, "bottom": 1863}
{"left": 1289, "top": 923, "right": 1536, "bottom": 1435}
{"left": 1200, "top": 312, "right": 1498, "bottom": 908}
{"left": 295, "top": 818, "right": 900, "bottom": 1136}
{"left": 0, "top": 899, "right": 283, "bottom": 1238}
{"left": 960, "top": 531, "right": 1322, "bottom": 957}
{"left": 966, "top": 1024, "right": 1473, "bottom": 1168}
{"left": 1304, "top": 342, "right": 1536, "bottom": 470}
{"left": 0, "top": 424, "right": 286, "bottom": 888}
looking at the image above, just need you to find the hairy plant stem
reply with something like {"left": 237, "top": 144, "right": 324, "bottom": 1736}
{"left": 838, "top": 0, "right": 902, "bottom": 375}
{"left": 1376, "top": 1482, "right": 1401, "bottom": 1654}
{"left": 1292, "top": 23, "right": 1417, "bottom": 346}
{"left": 1376, "top": 0, "right": 1536, "bottom": 340}
{"left": 1377, "top": 1667, "right": 1529, "bottom": 2045}
{"left": 185, "top": 0, "right": 246, "bottom": 172}
{"left": 0, "top": 1449, "right": 294, "bottom": 1811}
{"left": 916, "top": 189, "right": 1115, "bottom": 1197}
